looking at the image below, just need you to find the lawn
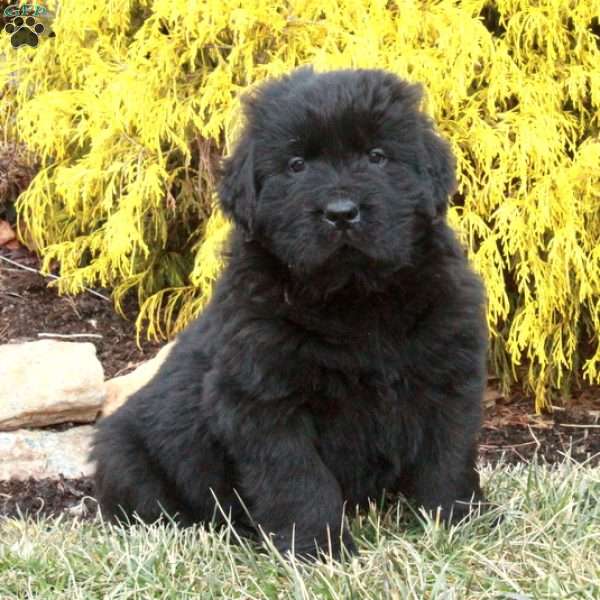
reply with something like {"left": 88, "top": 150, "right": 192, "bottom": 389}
{"left": 1, "top": 458, "right": 598, "bottom": 599}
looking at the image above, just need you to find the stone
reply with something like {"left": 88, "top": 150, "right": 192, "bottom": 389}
{"left": 0, "top": 340, "right": 105, "bottom": 431}
{"left": 0, "top": 426, "right": 94, "bottom": 479}
{"left": 101, "top": 342, "right": 174, "bottom": 416}
{"left": 0, "top": 219, "right": 17, "bottom": 246}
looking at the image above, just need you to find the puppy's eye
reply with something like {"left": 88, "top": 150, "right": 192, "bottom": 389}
{"left": 368, "top": 148, "right": 387, "bottom": 165}
{"left": 288, "top": 157, "right": 306, "bottom": 173}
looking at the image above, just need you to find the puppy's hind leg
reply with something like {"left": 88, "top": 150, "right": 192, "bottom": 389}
{"left": 92, "top": 420, "right": 192, "bottom": 526}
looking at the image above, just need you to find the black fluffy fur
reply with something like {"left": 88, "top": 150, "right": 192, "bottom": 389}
{"left": 91, "top": 68, "right": 488, "bottom": 559}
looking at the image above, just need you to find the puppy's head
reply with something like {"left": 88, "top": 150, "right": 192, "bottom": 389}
{"left": 219, "top": 68, "right": 456, "bottom": 276}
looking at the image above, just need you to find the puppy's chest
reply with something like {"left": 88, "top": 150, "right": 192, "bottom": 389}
{"left": 298, "top": 333, "right": 410, "bottom": 410}
{"left": 283, "top": 322, "right": 422, "bottom": 486}
{"left": 306, "top": 368, "right": 422, "bottom": 501}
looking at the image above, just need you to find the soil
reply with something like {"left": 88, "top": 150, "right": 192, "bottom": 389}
{"left": 0, "top": 477, "right": 97, "bottom": 521}
{"left": 480, "top": 387, "right": 600, "bottom": 466}
{"left": 1, "top": 244, "right": 599, "bottom": 521}
{"left": 0, "top": 244, "right": 162, "bottom": 378}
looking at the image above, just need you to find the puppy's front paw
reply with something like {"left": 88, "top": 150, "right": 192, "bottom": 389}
{"left": 430, "top": 495, "right": 496, "bottom": 526}
{"left": 274, "top": 527, "right": 357, "bottom": 562}
{"left": 323, "top": 527, "right": 357, "bottom": 560}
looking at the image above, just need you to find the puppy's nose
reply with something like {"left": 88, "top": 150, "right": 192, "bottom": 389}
{"left": 323, "top": 199, "right": 360, "bottom": 229}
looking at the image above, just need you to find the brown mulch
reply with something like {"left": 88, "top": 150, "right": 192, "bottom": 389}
{"left": 0, "top": 477, "right": 97, "bottom": 521}
{"left": 0, "top": 244, "right": 599, "bottom": 521}
{"left": 480, "top": 387, "right": 600, "bottom": 466}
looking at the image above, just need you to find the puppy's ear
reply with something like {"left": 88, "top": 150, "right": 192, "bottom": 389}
{"left": 218, "top": 137, "right": 257, "bottom": 235}
{"left": 419, "top": 121, "right": 457, "bottom": 223}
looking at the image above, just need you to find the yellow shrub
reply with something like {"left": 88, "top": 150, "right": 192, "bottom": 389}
{"left": 1, "top": 0, "right": 598, "bottom": 410}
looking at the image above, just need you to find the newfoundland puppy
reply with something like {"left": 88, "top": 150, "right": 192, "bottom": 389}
{"left": 91, "top": 67, "right": 488, "bottom": 559}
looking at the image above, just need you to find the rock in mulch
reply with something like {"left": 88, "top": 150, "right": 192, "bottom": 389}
{"left": 0, "top": 426, "right": 94, "bottom": 480}
{"left": 0, "top": 340, "right": 105, "bottom": 430}
{"left": 102, "top": 341, "right": 174, "bottom": 416}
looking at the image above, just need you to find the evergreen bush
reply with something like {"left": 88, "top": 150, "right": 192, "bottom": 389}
{"left": 1, "top": 0, "right": 598, "bottom": 410}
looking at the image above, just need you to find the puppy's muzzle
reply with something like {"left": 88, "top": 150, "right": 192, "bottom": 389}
{"left": 323, "top": 199, "right": 360, "bottom": 230}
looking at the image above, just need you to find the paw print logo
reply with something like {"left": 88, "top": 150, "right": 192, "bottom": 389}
{"left": 3, "top": 16, "right": 49, "bottom": 48}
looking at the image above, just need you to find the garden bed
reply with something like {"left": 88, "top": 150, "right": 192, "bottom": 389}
{"left": 1, "top": 246, "right": 598, "bottom": 521}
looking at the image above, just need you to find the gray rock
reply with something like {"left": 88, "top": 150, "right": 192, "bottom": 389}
{"left": 0, "top": 340, "right": 106, "bottom": 430}
{"left": 0, "top": 426, "right": 94, "bottom": 479}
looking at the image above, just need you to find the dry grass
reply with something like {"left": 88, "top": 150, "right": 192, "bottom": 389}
{"left": 1, "top": 458, "right": 599, "bottom": 599}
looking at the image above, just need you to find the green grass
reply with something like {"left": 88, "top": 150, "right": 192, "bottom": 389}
{"left": 1, "top": 458, "right": 599, "bottom": 599}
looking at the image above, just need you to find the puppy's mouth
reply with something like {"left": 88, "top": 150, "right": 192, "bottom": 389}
{"left": 330, "top": 229, "right": 364, "bottom": 252}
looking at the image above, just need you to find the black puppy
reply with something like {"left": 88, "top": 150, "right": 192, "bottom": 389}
{"left": 91, "top": 67, "right": 488, "bottom": 559}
